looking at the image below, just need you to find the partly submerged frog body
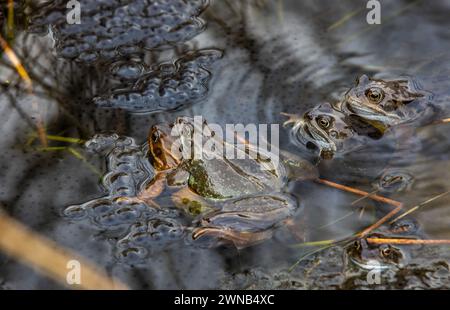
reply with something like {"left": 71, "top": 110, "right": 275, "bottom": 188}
{"left": 284, "top": 102, "right": 375, "bottom": 159}
{"left": 346, "top": 235, "right": 405, "bottom": 270}
{"left": 284, "top": 75, "right": 433, "bottom": 159}
{"left": 346, "top": 219, "right": 422, "bottom": 270}
{"left": 145, "top": 116, "right": 318, "bottom": 247}
{"left": 337, "top": 75, "right": 430, "bottom": 127}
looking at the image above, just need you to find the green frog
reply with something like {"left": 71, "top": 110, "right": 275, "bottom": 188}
{"left": 144, "top": 116, "right": 318, "bottom": 248}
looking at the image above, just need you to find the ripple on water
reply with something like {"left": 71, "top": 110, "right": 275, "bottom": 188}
{"left": 30, "top": 0, "right": 210, "bottom": 62}
{"left": 375, "top": 169, "right": 415, "bottom": 193}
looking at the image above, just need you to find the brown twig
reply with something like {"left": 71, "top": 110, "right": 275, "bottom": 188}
{"left": 367, "top": 238, "right": 450, "bottom": 245}
{"left": 315, "top": 178, "right": 403, "bottom": 208}
{"left": 390, "top": 189, "right": 450, "bottom": 224}
{"left": 314, "top": 178, "right": 405, "bottom": 237}
{"left": 357, "top": 204, "right": 403, "bottom": 237}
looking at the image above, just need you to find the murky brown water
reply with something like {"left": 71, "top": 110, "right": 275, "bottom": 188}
{"left": 1, "top": 0, "right": 450, "bottom": 289}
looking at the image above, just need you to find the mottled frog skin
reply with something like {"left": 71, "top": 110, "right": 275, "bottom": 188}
{"left": 285, "top": 102, "right": 355, "bottom": 159}
{"left": 284, "top": 75, "right": 432, "bottom": 159}
{"left": 338, "top": 75, "right": 428, "bottom": 127}
{"left": 146, "top": 116, "right": 317, "bottom": 248}
{"left": 346, "top": 219, "right": 422, "bottom": 270}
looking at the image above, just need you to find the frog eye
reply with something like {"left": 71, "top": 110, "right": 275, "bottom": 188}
{"left": 316, "top": 115, "right": 332, "bottom": 129}
{"left": 365, "top": 87, "right": 384, "bottom": 103}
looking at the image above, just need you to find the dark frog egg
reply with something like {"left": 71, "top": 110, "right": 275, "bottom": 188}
{"left": 116, "top": 218, "right": 185, "bottom": 262}
{"left": 109, "top": 60, "right": 146, "bottom": 81}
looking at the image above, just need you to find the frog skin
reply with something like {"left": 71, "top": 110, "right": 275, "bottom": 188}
{"left": 283, "top": 75, "right": 431, "bottom": 160}
{"left": 145, "top": 116, "right": 318, "bottom": 247}
{"left": 337, "top": 75, "right": 428, "bottom": 128}
{"left": 346, "top": 235, "right": 404, "bottom": 270}
{"left": 346, "top": 218, "right": 422, "bottom": 270}
{"left": 283, "top": 102, "right": 366, "bottom": 159}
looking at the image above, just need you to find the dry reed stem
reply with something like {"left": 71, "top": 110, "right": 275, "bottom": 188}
{"left": 0, "top": 211, "right": 128, "bottom": 289}
{"left": 0, "top": 34, "right": 47, "bottom": 146}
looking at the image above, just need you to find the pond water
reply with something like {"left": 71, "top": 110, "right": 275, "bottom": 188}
{"left": 1, "top": 0, "right": 450, "bottom": 289}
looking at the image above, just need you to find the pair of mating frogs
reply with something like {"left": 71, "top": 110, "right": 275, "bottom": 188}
{"left": 284, "top": 75, "right": 433, "bottom": 159}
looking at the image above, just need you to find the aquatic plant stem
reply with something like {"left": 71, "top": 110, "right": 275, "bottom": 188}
{"left": 314, "top": 178, "right": 405, "bottom": 237}
{"left": 7, "top": 0, "right": 14, "bottom": 40}
{"left": 390, "top": 189, "right": 450, "bottom": 224}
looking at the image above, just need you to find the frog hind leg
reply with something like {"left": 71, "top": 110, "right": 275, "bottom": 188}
{"left": 171, "top": 187, "right": 216, "bottom": 217}
{"left": 192, "top": 227, "right": 273, "bottom": 250}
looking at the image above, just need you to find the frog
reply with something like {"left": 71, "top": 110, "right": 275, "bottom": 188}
{"left": 283, "top": 75, "right": 432, "bottom": 160}
{"left": 143, "top": 116, "right": 318, "bottom": 248}
{"left": 336, "top": 75, "right": 429, "bottom": 128}
{"left": 346, "top": 218, "right": 422, "bottom": 270}
{"left": 283, "top": 102, "right": 378, "bottom": 159}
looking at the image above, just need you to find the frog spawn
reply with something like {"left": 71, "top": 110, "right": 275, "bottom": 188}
{"left": 63, "top": 134, "right": 157, "bottom": 226}
{"left": 93, "top": 49, "right": 223, "bottom": 112}
{"left": 63, "top": 134, "right": 186, "bottom": 263}
{"left": 63, "top": 133, "right": 298, "bottom": 263}
{"left": 30, "top": 0, "right": 210, "bottom": 63}
{"left": 284, "top": 75, "right": 432, "bottom": 159}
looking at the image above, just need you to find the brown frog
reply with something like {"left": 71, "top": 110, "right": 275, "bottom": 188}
{"left": 346, "top": 218, "right": 422, "bottom": 270}
{"left": 283, "top": 75, "right": 431, "bottom": 159}
{"left": 142, "top": 116, "right": 318, "bottom": 248}
{"left": 337, "top": 75, "right": 428, "bottom": 128}
{"left": 283, "top": 102, "right": 379, "bottom": 159}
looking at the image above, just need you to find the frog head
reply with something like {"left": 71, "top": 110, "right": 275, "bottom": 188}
{"left": 148, "top": 123, "right": 183, "bottom": 171}
{"left": 148, "top": 117, "right": 204, "bottom": 171}
{"left": 285, "top": 102, "right": 355, "bottom": 159}
{"left": 347, "top": 234, "right": 405, "bottom": 270}
{"left": 341, "top": 75, "right": 425, "bottom": 126}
